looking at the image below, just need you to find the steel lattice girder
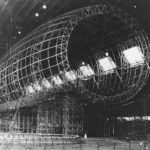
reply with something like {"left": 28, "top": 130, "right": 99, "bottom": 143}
{"left": 0, "top": 3, "right": 149, "bottom": 111}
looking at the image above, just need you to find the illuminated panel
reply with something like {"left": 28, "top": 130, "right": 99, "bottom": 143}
{"left": 42, "top": 78, "right": 53, "bottom": 89}
{"left": 52, "top": 76, "right": 63, "bottom": 86}
{"left": 122, "top": 46, "right": 144, "bottom": 67}
{"left": 98, "top": 57, "right": 116, "bottom": 74}
{"left": 79, "top": 64, "right": 95, "bottom": 78}
{"left": 33, "top": 81, "right": 42, "bottom": 92}
{"left": 64, "top": 70, "right": 77, "bottom": 81}
{"left": 26, "top": 85, "right": 35, "bottom": 94}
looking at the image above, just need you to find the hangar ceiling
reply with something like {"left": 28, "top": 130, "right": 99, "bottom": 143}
{"left": 0, "top": 0, "right": 149, "bottom": 56}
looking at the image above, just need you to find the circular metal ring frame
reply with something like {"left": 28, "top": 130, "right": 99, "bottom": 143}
{"left": 0, "top": 3, "right": 149, "bottom": 110}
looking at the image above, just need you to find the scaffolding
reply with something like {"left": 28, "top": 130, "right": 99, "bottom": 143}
{"left": 0, "top": 94, "right": 83, "bottom": 136}
{"left": 62, "top": 95, "right": 83, "bottom": 135}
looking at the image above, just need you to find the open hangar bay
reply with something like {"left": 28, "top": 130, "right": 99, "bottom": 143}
{"left": 0, "top": 0, "right": 150, "bottom": 149}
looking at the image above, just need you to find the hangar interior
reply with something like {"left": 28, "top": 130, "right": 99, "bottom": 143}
{"left": 0, "top": 0, "right": 150, "bottom": 145}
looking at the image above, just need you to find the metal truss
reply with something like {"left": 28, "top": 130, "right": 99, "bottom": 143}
{"left": 0, "top": 94, "right": 83, "bottom": 135}
{"left": 62, "top": 95, "right": 83, "bottom": 135}
{"left": 0, "top": 2, "right": 149, "bottom": 111}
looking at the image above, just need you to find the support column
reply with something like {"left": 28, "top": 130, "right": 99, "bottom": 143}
{"left": 46, "top": 105, "right": 49, "bottom": 133}
{"left": 36, "top": 102, "right": 49, "bottom": 133}
{"left": 27, "top": 113, "right": 30, "bottom": 133}
{"left": 22, "top": 113, "right": 25, "bottom": 132}
{"left": 9, "top": 110, "right": 19, "bottom": 132}
{"left": 17, "top": 110, "right": 20, "bottom": 132}
{"left": 31, "top": 114, "right": 34, "bottom": 133}
{"left": 62, "top": 94, "right": 83, "bottom": 135}
{"left": 36, "top": 105, "right": 40, "bottom": 133}
{"left": 62, "top": 96, "right": 69, "bottom": 134}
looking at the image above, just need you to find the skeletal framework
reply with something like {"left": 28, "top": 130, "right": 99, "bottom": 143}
{"left": 0, "top": 3, "right": 149, "bottom": 111}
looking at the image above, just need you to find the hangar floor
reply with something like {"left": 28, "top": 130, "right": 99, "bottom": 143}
{"left": 0, "top": 138, "right": 149, "bottom": 150}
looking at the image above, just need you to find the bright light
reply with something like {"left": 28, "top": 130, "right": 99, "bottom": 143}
{"left": 26, "top": 85, "right": 35, "bottom": 94}
{"left": 52, "top": 76, "right": 63, "bottom": 86}
{"left": 139, "top": 142, "right": 143, "bottom": 146}
{"left": 82, "top": 62, "right": 85, "bottom": 65}
{"left": 79, "top": 64, "right": 95, "bottom": 78}
{"left": 122, "top": 46, "right": 144, "bottom": 67}
{"left": 42, "top": 4, "right": 47, "bottom": 9}
{"left": 33, "top": 81, "right": 42, "bottom": 92}
{"left": 42, "top": 78, "right": 53, "bottom": 89}
{"left": 18, "top": 30, "right": 21, "bottom": 35}
{"left": 35, "top": 12, "right": 39, "bottom": 17}
{"left": 65, "top": 70, "right": 77, "bottom": 81}
{"left": 98, "top": 57, "right": 116, "bottom": 74}
{"left": 105, "top": 52, "right": 109, "bottom": 56}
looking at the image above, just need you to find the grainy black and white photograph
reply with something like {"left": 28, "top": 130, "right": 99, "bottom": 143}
{"left": 0, "top": 0, "right": 150, "bottom": 149}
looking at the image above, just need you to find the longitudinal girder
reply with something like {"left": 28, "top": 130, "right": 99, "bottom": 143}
{"left": 0, "top": 3, "right": 149, "bottom": 111}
